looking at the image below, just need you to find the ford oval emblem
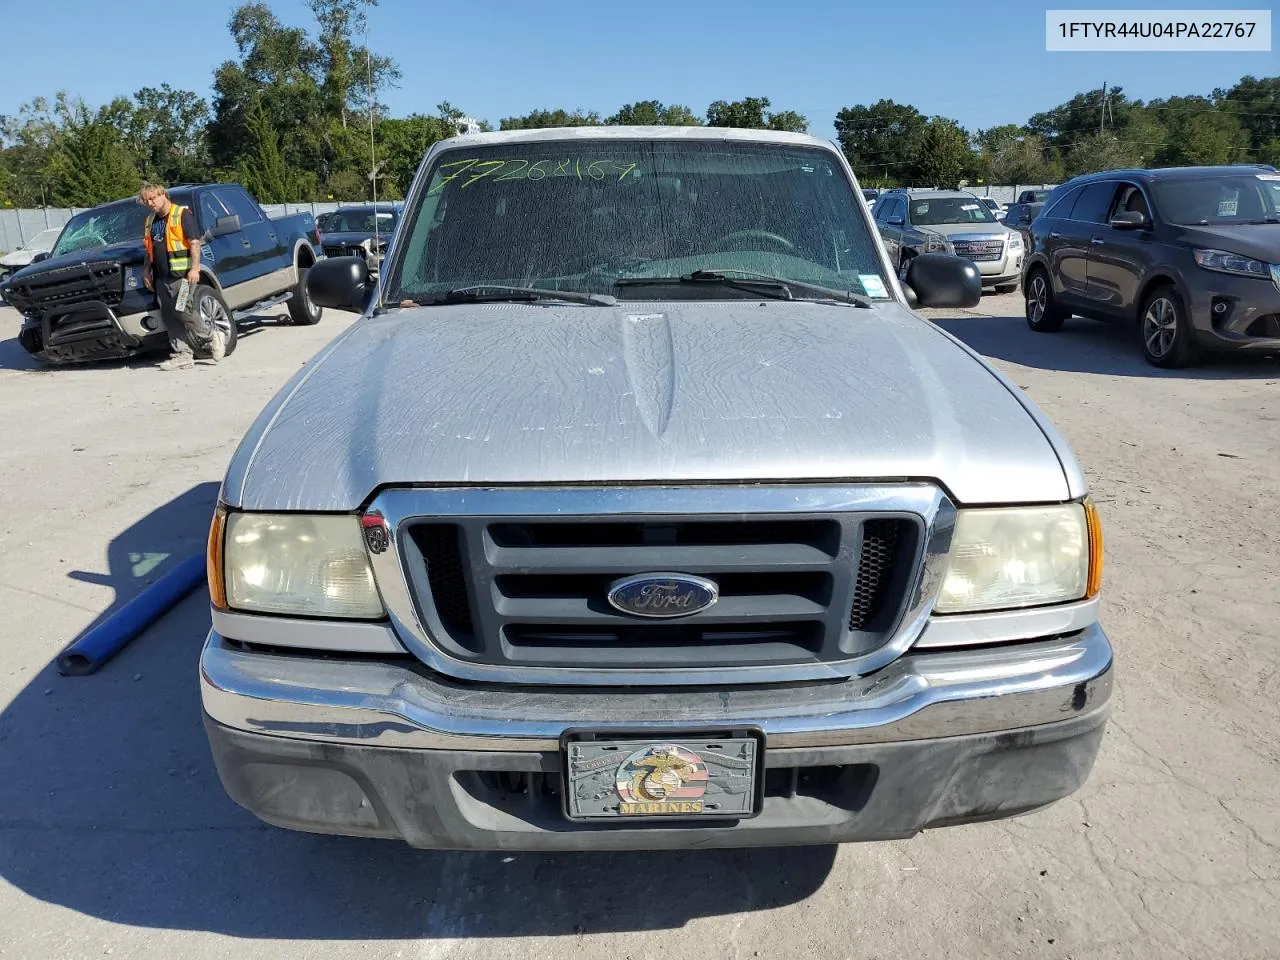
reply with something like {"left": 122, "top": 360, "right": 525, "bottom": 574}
{"left": 607, "top": 573, "right": 719, "bottom": 619}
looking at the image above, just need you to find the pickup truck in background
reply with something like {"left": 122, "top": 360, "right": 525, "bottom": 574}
{"left": 0, "top": 183, "right": 325, "bottom": 365}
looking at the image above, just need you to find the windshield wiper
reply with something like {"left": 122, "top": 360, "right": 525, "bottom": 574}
{"left": 615, "top": 269, "right": 872, "bottom": 307}
{"left": 412, "top": 285, "right": 617, "bottom": 307}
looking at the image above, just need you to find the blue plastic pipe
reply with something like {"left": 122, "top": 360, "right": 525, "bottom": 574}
{"left": 58, "top": 553, "right": 208, "bottom": 676}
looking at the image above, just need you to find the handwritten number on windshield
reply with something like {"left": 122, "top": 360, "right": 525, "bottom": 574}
{"left": 428, "top": 157, "right": 637, "bottom": 193}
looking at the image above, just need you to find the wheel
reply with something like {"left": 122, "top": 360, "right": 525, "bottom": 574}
{"left": 288, "top": 264, "right": 323, "bottom": 325}
{"left": 194, "top": 284, "right": 237, "bottom": 357}
{"left": 995, "top": 282, "right": 1017, "bottom": 294}
{"left": 898, "top": 253, "right": 915, "bottom": 283}
{"left": 1024, "top": 268, "right": 1066, "bottom": 332}
{"left": 1140, "top": 285, "right": 1201, "bottom": 368}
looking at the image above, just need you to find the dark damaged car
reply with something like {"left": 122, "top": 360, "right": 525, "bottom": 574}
{"left": 0, "top": 184, "right": 325, "bottom": 365}
{"left": 317, "top": 204, "right": 402, "bottom": 275}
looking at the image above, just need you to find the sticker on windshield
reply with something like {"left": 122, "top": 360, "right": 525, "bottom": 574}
{"left": 1217, "top": 199, "right": 1238, "bottom": 216}
{"left": 1257, "top": 174, "right": 1280, "bottom": 181}
{"left": 859, "top": 275, "right": 888, "bottom": 298}
{"left": 960, "top": 203, "right": 980, "bottom": 210}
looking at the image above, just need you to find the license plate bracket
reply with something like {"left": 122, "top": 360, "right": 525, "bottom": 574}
{"left": 561, "top": 727, "right": 765, "bottom": 822}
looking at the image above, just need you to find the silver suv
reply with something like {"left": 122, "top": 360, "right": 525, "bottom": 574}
{"left": 872, "top": 188, "right": 1025, "bottom": 292}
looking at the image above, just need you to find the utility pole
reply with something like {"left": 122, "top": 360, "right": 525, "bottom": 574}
{"left": 1100, "top": 82, "right": 1107, "bottom": 135}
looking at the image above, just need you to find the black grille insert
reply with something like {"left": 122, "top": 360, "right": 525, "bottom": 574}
{"left": 403, "top": 524, "right": 475, "bottom": 650}
{"left": 400, "top": 513, "right": 921, "bottom": 673}
{"left": 849, "top": 519, "right": 903, "bottom": 631}
{"left": 7, "top": 261, "right": 125, "bottom": 315}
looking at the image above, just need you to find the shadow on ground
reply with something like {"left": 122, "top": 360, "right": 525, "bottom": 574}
{"left": 0, "top": 485, "right": 834, "bottom": 939}
{"left": 0, "top": 310, "right": 293, "bottom": 372}
{"left": 934, "top": 311, "right": 1280, "bottom": 380}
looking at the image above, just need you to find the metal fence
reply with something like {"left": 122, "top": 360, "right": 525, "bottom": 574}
{"left": 956, "top": 184, "right": 1060, "bottom": 204}
{"left": 1, "top": 186, "right": 1061, "bottom": 253}
{"left": 0, "top": 201, "right": 373, "bottom": 255}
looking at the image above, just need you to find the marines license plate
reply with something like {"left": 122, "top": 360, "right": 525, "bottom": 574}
{"left": 561, "top": 728, "right": 764, "bottom": 821}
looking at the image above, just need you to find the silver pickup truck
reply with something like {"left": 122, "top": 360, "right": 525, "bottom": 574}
{"left": 201, "top": 127, "right": 1112, "bottom": 851}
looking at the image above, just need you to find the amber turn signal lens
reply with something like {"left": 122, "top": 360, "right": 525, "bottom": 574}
{"left": 1084, "top": 496, "right": 1104, "bottom": 599}
{"left": 207, "top": 504, "right": 228, "bottom": 609}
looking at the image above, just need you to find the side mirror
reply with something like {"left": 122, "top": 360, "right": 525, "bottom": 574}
{"left": 887, "top": 216, "right": 905, "bottom": 226}
{"left": 903, "top": 253, "right": 982, "bottom": 309}
{"left": 307, "top": 256, "right": 373, "bottom": 312}
{"left": 1109, "top": 210, "right": 1148, "bottom": 230}
{"left": 32, "top": 251, "right": 51, "bottom": 264}
{"left": 210, "top": 214, "right": 241, "bottom": 238}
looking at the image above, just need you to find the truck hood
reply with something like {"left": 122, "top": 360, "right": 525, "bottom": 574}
{"left": 0, "top": 249, "right": 38, "bottom": 268}
{"left": 4, "top": 241, "right": 144, "bottom": 284}
{"left": 932, "top": 222, "right": 1011, "bottom": 240}
{"left": 225, "top": 300, "right": 1074, "bottom": 511}
{"left": 320, "top": 230, "right": 383, "bottom": 246}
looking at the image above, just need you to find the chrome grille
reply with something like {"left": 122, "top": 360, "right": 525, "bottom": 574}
{"left": 400, "top": 512, "right": 920, "bottom": 673}
{"left": 951, "top": 239, "right": 1005, "bottom": 262}
{"left": 323, "top": 244, "right": 365, "bottom": 258}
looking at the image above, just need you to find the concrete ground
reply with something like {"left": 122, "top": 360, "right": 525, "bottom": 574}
{"left": 0, "top": 293, "right": 1276, "bottom": 960}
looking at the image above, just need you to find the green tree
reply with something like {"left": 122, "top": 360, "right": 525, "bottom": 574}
{"left": 114, "top": 85, "right": 212, "bottom": 185}
{"left": 705, "top": 96, "right": 805, "bottom": 131}
{"left": 1213, "top": 75, "right": 1280, "bottom": 154}
{"left": 915, "top": 118, "right": 973, "bottom": 188}
{"left": 308, "top": 0, "right": 400, "bottom": 126}
{"left": 0, "top": 96, "right": 61, "bottom": 206}
{"left": 834, "top": 100, "right": 928, "bottom": 183}
{"left": 766, "top": 110, "right": 808, "bottom": 133}
{"left": 47, "top": 96, "right": 140, "bottom": 206}
{"left": 1149, "top": 96, "right": 1248, "bottom": 166}
{"left": 499, "top": 109, "right": 601, "bottom": 130}
{"left": 1259, "top": 137, "right": 1280, "bottom": 167}
{"left": 1062, "top": 132, "right": 1144, "bottom": 177}
{"left": 607, "top": 101, "right": 701, "bottom": 125}
{"left": 378, "top": 108, "right": 458, "bottom": 194}
{"left": 237, "top": 97, "right": 293, "bottom": 202}
{"left": 975, "top": 128, "right": 1060, "bottom": 184}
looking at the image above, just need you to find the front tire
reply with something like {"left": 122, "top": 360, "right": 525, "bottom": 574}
{"left": 288, "top": 264, "right": 323, "bottom": 325}
{"left": 1024, "top": 268, "right": 1066, "bottom": 332}
{"left": 195, "top": 284, "right": 237, "bottom": 358}
{"left": 898, "top": 252, "right": 915, "bottom": 283}
{"left": 1140, "top": 285, "right": 1201, "bottom": 368}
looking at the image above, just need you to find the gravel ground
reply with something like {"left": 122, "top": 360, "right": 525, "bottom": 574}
{"left": 0, "top": 293, "right": 1276, "bottom": 960}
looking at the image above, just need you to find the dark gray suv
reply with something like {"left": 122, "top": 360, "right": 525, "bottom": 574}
{"left": 1022, "top": 165, "right": 1280, "bottom": 367}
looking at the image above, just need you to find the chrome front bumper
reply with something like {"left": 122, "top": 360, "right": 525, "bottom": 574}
{"left": 201, "top": 623, "right": 1113, "bottom": 752}
{"left": 200, "top": 624, "right": 1112, "bottom": 849}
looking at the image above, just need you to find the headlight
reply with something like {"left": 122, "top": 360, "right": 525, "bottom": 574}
{"left": 1193, "top": 248, "right": 1271, "bottom": 279}
{"left": 124, "top": 266, "right": 142, "bottom": 290}
{"left": 926, "top": 234, "right": 949, "bottom": 252}
{"left": 1007, "top": 231, "right": 1023, "bottom": 249}
{"left": 220, "top": 511, "right": 384, "bottom": 618}
{"left": 934, "top": 501, "right": 1102, "bottom": 614}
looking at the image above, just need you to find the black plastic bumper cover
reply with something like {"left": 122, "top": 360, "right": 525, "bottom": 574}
{"left": 204, "top": 707, "right": 1108, "bottom": 851}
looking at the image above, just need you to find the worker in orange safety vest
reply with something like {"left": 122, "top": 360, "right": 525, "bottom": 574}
{"left": 140, "top": 182, "right": 226, "bottom": 370}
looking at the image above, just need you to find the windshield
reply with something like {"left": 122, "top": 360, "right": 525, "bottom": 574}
{"left": 317, "top": 209, "right": 398, "bottom": 233}
{"left": 1151, "top": 173, "right": 1280, "bottom": 225}
{"left": 385, "top": 139, "right": 891, "bottom": 303}
{"left": 51, "top": 202, "right": 150, "bottom": 257}
{"left": 909, "top": 196, "right": 997, "bottom": 225}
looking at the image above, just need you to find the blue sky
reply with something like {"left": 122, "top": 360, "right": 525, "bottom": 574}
{"left": 1, "top": 0, "right": 1274, "bottom": 142}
